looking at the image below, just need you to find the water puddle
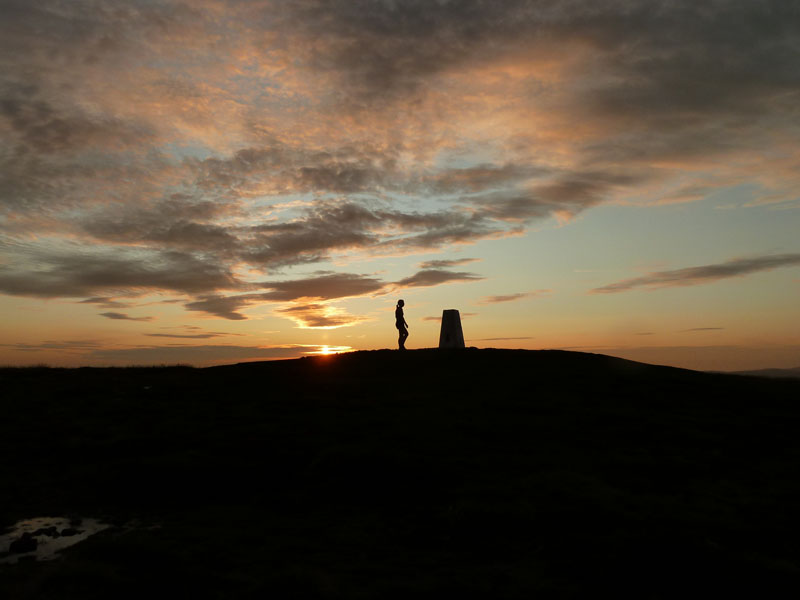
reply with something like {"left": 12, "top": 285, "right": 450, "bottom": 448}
{"left": 0, "top": 517, "right": 110, "bottom": 564}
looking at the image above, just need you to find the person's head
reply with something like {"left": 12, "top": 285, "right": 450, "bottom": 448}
{"left": 397, "top": 299, "right": 404, "bottom": 307}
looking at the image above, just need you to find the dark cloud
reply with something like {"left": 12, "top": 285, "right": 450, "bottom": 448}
{"left": 81, "top": 197, "right": 239, "bottom": 252}
{"left": 479, "top": 293, "right": 529, "bottom": 304}
{"left": 259, "top": 272, "right": 386, "bottom": 301}
{"left": 242, "top": 201, "right": 508, "bottom": 268}
{"left": 193, "top": 141, "right": 418, "bottom": 198}
{"left": 263, "top": 0, "right": 800, "bottom": 215}
{"left": 478, "top": 290, "right": 551, "bottom": 304}
{"left": 0, "top": 94, "right": 150, "bottom": 154}
{"left": 683, "top": 327, "right": 724, "bottom": 332}
{"left": 185, "top": 272, "right": 386, "bottom": 320}
{"left": 0, "top": 247, "right": 239, "bottom": 298}
{"left": 426, "top": 165, "right": 548, "bottom": 195}
{"left": 284, "top": 0, "right": 800, "bottom": 125}
{"left": 184, "top": 268, "right": 481, "bottom": 320}
{"left": 177, "top": 142, "right": 566, "bottom": 269}
{"left": 184, "top": 295, "right": 251, "bottom": 320}
{"left": 194, "top": 144, "right": 550, "bottom": 202}
{"left": 591, "top": 253, "right": 800, "bottom": 294}
{"left": 0, "top": 146, "right": 175, "bottom": 216}
{"left": 78, "top": 297, "right": 133, "bottom": 309}
{"left": 144, "top": 332, "right": 237, "bottom": 339}
{"left": 99, "top": 312, "right": 153, "bottom": 322}
{"left": 276, "top": 0, "right": 537, "bottom": 100}
{"left": 394, "top": 269, "right": 483, "bottom": 288}
{"left": 418, "top": 258, "right": 479, "bottom": 269}
{"left": 1, "top": 0, "right": 799, "bottom": 312}
{"left": 389, "top": 210, "right": 507, "bottom": 249}
{"left": 242, "top": 202, "right": 381, "bottom": 267}
{"left": 464, "top": 171, "right": 644, "bottom": 224}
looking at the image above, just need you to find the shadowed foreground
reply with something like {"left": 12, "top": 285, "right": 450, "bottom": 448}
{"left": 2, "top": 349, "right": 800, "bottom": 597}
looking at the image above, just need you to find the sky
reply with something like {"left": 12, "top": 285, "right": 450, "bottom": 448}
{"left": 1, "top": 0, "right": 799, "bottom": 370}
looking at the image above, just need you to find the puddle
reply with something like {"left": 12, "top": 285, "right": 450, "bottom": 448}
{"left": 0, "top": 517, "right": 110, "bottom": 564}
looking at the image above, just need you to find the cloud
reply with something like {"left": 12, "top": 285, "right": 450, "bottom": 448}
{"left": 394, "top": 269, "right": 483, "bottom": 288}
{"left": 683, "top": 327, "right": 724, "bottom": 332}
{"left": 241, "top": 201, "right": 512, "bottom": 268}
{"left": 184, "top": 268, "right": 480, "bottom": 321}
{"left": 81, "top": 199, "right": 240, "bottom": 254}
{"left": 590, "top": 253, "right": 800, "bottom": 294}
{"left": 79, "top": 297, "right": 133, "bottom": 309}
{"left": 0, "top": 94, "right": 151, "bottom": 155}
{"left": 418, "top": 258, "right": 479, "bottom": 269}
{"left": 184, "top": 295, "right": 251, "bottom": 320}
{"left": 2, "top": 0, "right": 800, "bottom": 315}
{"left": 259, "top": 272, "right": 385, "bottom": 302}
{"left": 99, "top": 312, "right": 153, "bottom": 322}
{"left": 194, "top": 143, "right": 401, "bottom": 196}
{"left": 274, "top": 303, "right": 366, "bottom": 329}
{"left": 478, "top": 293, "right": 529, "bottom": 304}
{"left": 0, "top": 246, "right": 240, "bottom": 298}
{"left": 275, "top": 0, "right": 800, "bottom": 170}
{"left": 144, "top": 332, "right": 234, "bottom": 339}
{"left": 185, "top": 272, "right": 385, "bottom": 320}
{"left": 477, "top": 290, "right": 551, "bottom": 304}
{"left": 464, "top": 171, "right": 643, "bottom": 224}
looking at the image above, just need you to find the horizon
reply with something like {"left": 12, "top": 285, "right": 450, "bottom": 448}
{"left": 2, "top": 346, "right": 798, "bottom": 375}
{"left": 1, "top": 1, "right": 799, "bottom": 371}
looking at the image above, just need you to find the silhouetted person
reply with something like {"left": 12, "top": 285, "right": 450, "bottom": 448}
{"left": 395, "top": 299, "right": 409, "bottom": 350}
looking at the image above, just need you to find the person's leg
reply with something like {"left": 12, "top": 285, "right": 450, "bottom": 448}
{"left": 398, "top": 327, "right": 408, "bottom": 349}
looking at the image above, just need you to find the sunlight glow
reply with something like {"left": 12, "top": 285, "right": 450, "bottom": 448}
{"left": 306, "top": 345, "right": 353, "bottom": 356}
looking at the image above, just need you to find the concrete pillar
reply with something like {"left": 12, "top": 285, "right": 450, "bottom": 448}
{"left": 438, "top": 309, "right": 465, "bottom": 349}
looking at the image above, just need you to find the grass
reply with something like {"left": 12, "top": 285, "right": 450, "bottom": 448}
{"left": 1, "top": 348, "right": 800, "bottom": 597}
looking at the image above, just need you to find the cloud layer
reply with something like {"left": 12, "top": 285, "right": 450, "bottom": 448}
{"left": 591, "top": 254, "right": 800, "bottom": 294}
{"left": 2, "top": 0, "right": 799, "bottom": 327}
{"left": 184, "top": 267, "right": 483, "bottom": 322}
{"left": 99, "top": 312, "right": 153, "bottom": 322}
{"left": 478, "top": 290, "right": 552, "bottom": 304}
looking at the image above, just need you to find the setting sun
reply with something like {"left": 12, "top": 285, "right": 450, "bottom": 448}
{"left": 307, "top": 345, "right": 353, "bottom": 357}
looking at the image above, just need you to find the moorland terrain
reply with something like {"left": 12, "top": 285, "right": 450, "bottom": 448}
{"left": 2, "top": 348, "right": 800, "bottom": 598}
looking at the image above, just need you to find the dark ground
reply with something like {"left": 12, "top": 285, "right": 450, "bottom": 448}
{"left": 2, "top": 348, "right": 800, "bottom": 598}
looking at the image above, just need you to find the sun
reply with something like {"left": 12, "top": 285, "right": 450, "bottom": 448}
{"left": 306, "top": 345, "right": 353, "bottom": 356}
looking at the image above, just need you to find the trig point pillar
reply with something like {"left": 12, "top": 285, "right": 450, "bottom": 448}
{"left": 438, "top": 309, "right": 465, "bottom": 349}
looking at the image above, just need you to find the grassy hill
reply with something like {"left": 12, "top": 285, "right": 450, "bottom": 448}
{"left": 2, "top": 348, "right": 800, "bottom": 597}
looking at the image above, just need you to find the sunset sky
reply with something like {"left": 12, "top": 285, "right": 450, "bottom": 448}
{"left": 1, "top": 0, "right": 798, "bottom": 370}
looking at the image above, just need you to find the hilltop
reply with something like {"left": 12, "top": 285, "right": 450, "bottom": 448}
{"left": 2, "top": 349, "right": 800, "bottom": 598}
